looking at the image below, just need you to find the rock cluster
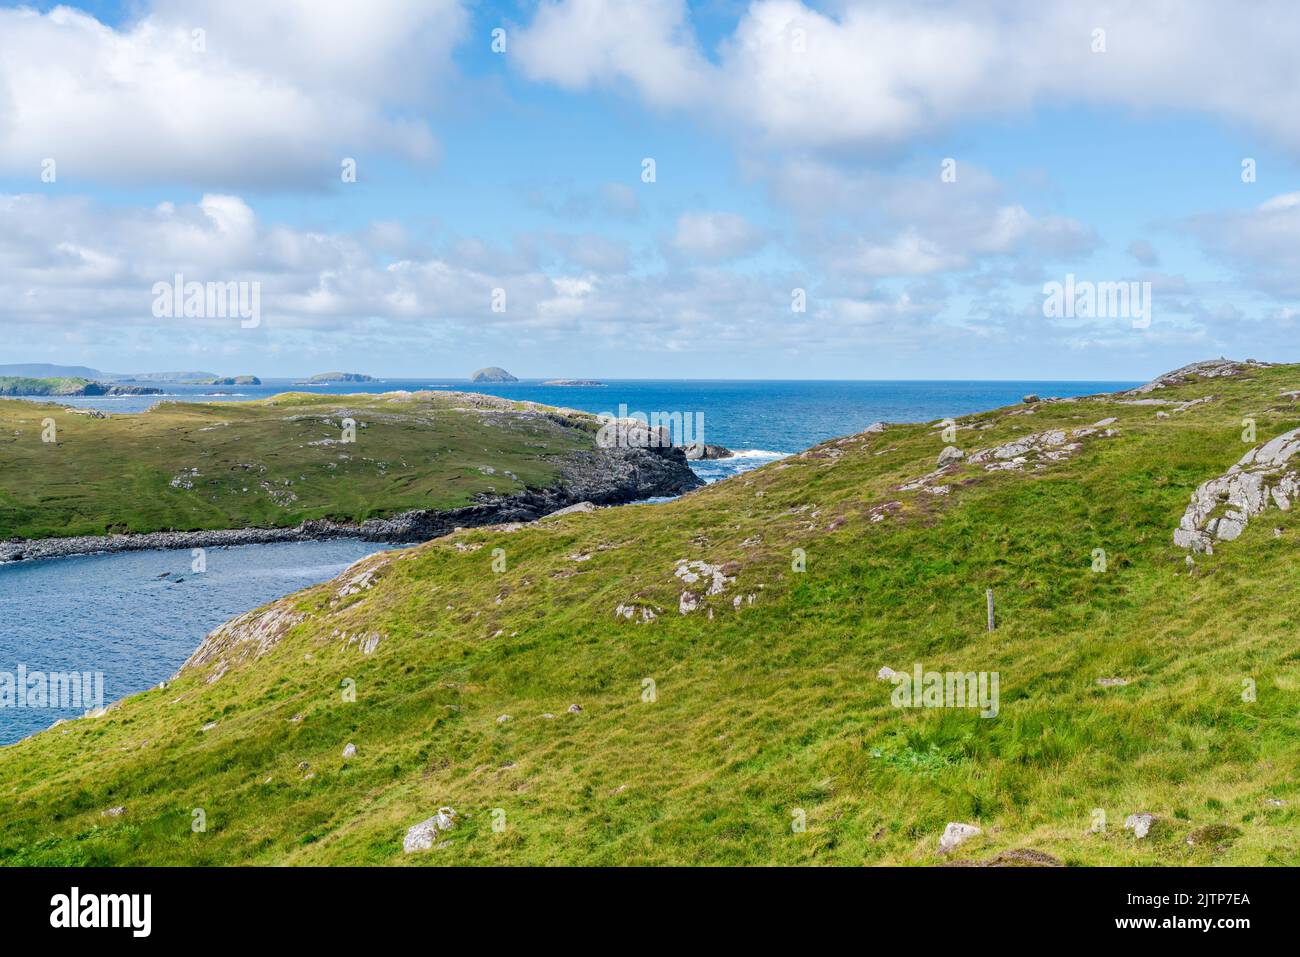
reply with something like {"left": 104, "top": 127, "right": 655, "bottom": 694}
{"left": 1173, "top": 426, "right": 1300, "bottom": 552}
{"left": 1127, "top": 357, "right": 1270, "bottom": 394}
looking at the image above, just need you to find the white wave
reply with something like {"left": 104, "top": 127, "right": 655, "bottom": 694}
{"left": 725, "top": 449, "right": 791, "bottom": 459}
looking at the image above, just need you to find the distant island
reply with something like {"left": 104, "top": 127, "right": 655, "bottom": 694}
{"left": 0, "top": 363, "right": 108, "bottom": 379}
{"left": 0, "top": 376, "right": 163, "bottom": 397}
{"left": 297, "top": 372, "right": 375, "bottom": 384}
{"left": 187, "top": 375, "right": 261, "bottom": 386}
{"left": 471, "top": 367, "right": 518, "bottom": 383}
{"left": 116, "top": 371, "right": 218, "bottom": 383}
{"left": 541, "top": 379, "right": 606, "bottom": 387}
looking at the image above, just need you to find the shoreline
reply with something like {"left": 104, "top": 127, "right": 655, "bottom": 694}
{"left": 0, "top": 445, "right": 704, "bottom": 565}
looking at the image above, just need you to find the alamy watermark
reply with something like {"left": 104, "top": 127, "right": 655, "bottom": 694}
{"left": 0, "top": 664, "right": 104, "bottom": 711}
{"left": 152, "top": 273, "right": 261, "bottom": 328}
{"left": 1043, "top": 273, "right": 1151, "bottom": 329}
{"left": 886, "top": 663, "right": 999, "bottom": 718}
{"left": 596, "top": 403, "right": 705, "bottom": 453}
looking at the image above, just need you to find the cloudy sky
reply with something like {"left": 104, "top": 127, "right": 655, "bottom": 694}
{"left": 1, "top": 0, "right": 1298, "bottom": 379}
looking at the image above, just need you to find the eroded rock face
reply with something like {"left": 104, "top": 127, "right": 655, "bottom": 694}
{"left": 1173, "top": 427, "right": 1300, "bottom": 552}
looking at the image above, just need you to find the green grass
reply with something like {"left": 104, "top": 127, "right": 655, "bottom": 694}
{"left": 0, "top": 376, "right": 97, "bottom": 396}
{"left": 0, "top": 392, "right": 593, "bottom": 539}
{"left": 1, "top": 365, "right": 1298, "bottom": 865}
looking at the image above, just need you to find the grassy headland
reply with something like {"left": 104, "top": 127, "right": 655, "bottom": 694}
{"left": 0, "top": 392, "right": 603, "bottom": 540}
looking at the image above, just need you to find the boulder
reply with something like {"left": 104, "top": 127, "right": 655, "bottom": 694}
{"left": 342, "top": 743, "right": 357, "bottom": 758}
{"left": 403, "top": 807, "right": 456, "bottom": 853}
{"left": 939, "top": 821, "right": 981, "bottom": 853}
{"left": 1124, "top": 813, "right": 1157, "bottom": 838}
{"left": 937, "top": 446, "right": 965, "bottom": 467}
{"left": 549, "top": 501, "right": 596, "bottom": 517}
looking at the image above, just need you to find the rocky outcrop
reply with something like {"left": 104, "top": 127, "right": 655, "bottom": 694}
{"left": 686, "top": 444, "right": 734, "bottom": 460}
{"left": 1128, "top": 357, "right": 1270, "bottom": 394}
{"left": 1173, "top": 426, "right": 1300, "bottom": 553}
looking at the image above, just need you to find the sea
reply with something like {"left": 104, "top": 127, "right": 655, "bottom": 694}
{"left": 0, "top": 377, "right": 1137, "bottom": 742}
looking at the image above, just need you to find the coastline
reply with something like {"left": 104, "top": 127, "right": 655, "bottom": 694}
{"left": 0, "top": 444, "right": 703, "bottom": 564}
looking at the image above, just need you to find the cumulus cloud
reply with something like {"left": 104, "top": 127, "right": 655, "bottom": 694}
{"left": 513, "top": 0, "right": 1300, "bottom": 155}
{"left": 765, "top": 158, "right": 1097, "bottom": 280}
{"left": 0, "top": 0, "right": 465, "bottom": 188}
{"left": 664, "top": 211, "right": 767, "bottom": 263}
{"left": 511, "top": 0, "right": 710, "bottom": 106}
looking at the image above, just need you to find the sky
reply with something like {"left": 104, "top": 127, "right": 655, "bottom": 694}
{"left": 1, "top": 0, "right": 1299, "bottom": 380}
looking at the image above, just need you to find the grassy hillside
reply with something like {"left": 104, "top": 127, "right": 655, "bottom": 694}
{"left": 2, "top": 362, "right": 1299, "bottom": 865}
{"left": 0, "top": 376, "right": 97, "bottom": 396}
{"left": 0, "top": 392, "right": 593, "bottom": 540}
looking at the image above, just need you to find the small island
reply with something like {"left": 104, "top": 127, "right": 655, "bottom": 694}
{"left": 0, "top": 376, "right": 163, "bottom": 397}
{"left": 471, "top": 367, "right": 519, "bottom": 383}
{"left": 297, "top": 372, "right": 375, "bottom": 384}
{"left": 541, "top": 379, "right": 606, "bottom": 387}
{"left": 188, "top": 375, "right": 261, "bottom": 386}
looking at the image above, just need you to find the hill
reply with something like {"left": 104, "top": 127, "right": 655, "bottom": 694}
{"left": 1, "top": 360, "right": 1298, "bottom": 866}
{"left": 0, "top": 363, "right": 104, "bottom": 379}
{"left": 0, "top": 376, "right": 162, "bottom": 397}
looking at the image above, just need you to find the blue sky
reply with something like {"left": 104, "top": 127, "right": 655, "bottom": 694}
{"left": 1, "top": 0, "right": 1299, "bottom": 380}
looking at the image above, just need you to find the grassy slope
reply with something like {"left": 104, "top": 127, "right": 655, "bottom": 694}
{"left": 0, "top": 393, "right": 591, "bottom": 539}
{"left": 1, "top": 366, "right": 1298, "bottom": 865}
{"left": 0, "top": 376, "right": 95, "bottom": 396}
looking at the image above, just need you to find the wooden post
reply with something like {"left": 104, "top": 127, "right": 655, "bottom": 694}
{"left": 986, "top": 589, "right": 995, "bottom": 632}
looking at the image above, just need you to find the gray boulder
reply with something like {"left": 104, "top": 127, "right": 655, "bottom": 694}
{"left": 937, "top": 446, "right": 965, "bottom": 467}
{"left": 939, "top": 821, "right": 981, "bottom": 853}
{"left": 403, "top": 807, "right": 456, "bottom": 852}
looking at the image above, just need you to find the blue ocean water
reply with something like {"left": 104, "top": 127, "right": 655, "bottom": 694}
{"left": 0, "top": 378, "right": 1137, "bottom": 743}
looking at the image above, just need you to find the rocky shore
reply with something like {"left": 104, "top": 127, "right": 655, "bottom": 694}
{"left": 0, "top": 442, "right": 701, "bottom": 563}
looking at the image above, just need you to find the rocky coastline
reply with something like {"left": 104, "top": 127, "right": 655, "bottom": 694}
{"left": 0, "top": 443, "right": 701, "bottom": 564}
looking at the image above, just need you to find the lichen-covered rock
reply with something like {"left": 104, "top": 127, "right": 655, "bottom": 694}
{"left": 403, "top": 807, "right": 456, "bottom": 852}
{"left": 1124, "top": 813, "right": 1157, "bottom": 838}
{"left": 939, "top": 822, "right": 981, "bottom": 853}
{"left": 937, "top": 446, "right": 965, "bottom": 467}
{"left": 1174, "top": 427, "right": 1300, "bottom": 552}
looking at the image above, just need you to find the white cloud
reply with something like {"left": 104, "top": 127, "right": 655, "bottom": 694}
{"left": 0, "top": 0, "right": 465, "bottom": 187}
{"left": 514, "top": 0, "right": 1300, "bottom": 155}
{"left": 664, "top": 211, "right": 767, "bottom": 263}
{"left": 511, "top": 0, "right": 709, "bottom": 107}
